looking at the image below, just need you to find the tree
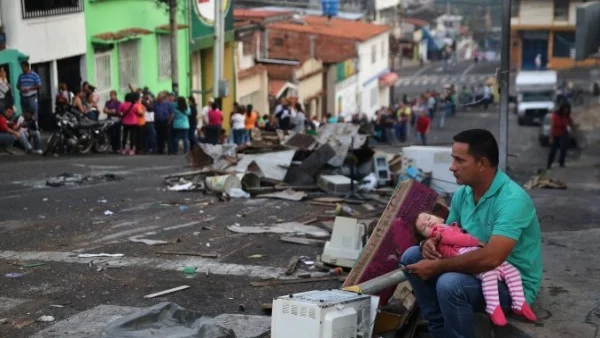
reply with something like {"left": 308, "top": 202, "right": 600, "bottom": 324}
{"left": 156, "top": 0, "right": 179, "bottom": 94}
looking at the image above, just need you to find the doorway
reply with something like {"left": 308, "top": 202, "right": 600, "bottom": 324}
{"left": 31, "top": 62, "right": 52, "bottom": 130}
{"left": 57, "top": 55, "right": 82, "bottom": 96}
{"left": 521, "top": 31, "right": 549, "bottom": 70}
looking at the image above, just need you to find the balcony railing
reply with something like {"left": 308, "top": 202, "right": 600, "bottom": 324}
{"left": 22, "top": 0, "right": 84, "bottom": 19}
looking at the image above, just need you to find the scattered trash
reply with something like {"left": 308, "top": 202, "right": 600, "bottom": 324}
{"left": 206, "top": 243, "right": 211, "bottom": 248}
{"left": 37, "top": 315, "right": 55, "bottom": 322}
{"left": 97, "top": 199, "right": 108, "bottom": 203}
{"left": 50, "top": 305, "right": 64, "bottom": 308}
{"left": 336, "top": 203, "right": 360, "bottom": 217}
{"left": 257, "top": 189, "right": 306, "bottom": 201}
{"left": 42, "top": 198, "right": 48, "bottom": 202}
{"left": 129, "top": 237, "right": 170, "bottom": 246}
{"left": 104, "top": 210, "right": 114, "bottom": 216}
{"left": 227, "top": 222, "right": 329, "bottom": 238}
{"left": 0, "top": 318, "right": 6, "bottom": 325}
{"left": 77, "top": 253, "right": 124, "bottom": 258}
{"left": 226, "top": 188, "right": 250, "bottom": 199}
{"left": 157, "top": 251, "right": 219, "bottom": 258}
{"left": 5, "top": 272, "right": 23, "bottom": 278}
{"left": 46, "top": 173, "right": 123, "bottom": 187}
{"left": 247, "top": 254, "right": 265, "bottom": 259}
{"left": 285, "top": 256, "right": 299, "bottom": 275}
{"left": 250, "top": 276, "right": 341, "bottom": 287}
{"left": 359, "top": 172, "right": 378, "bottom": 192}
{"left": 183, "top": 267, "right": 197, "bottom": 274}
{"left": 280, "top": 236, "right": 327, "bottom": 246}
{"left": 102, "top": 302, "right": 235, "bottom": 338}
{"left": 167, "top": 182, "right": 195, "bottom": 191}
{"left": 179, "top": 205, "right": 189, "bottom": 212}
{"left": 524, "top": 174, "right": 567, "bottom": 190}
{"left": 144, "top": 285, "right": 191, "bottom": 299}
{"left": 24, "top": 263, "right": 46, "bottom": 268}
{"left": 13, "top": 319, "right": 35, "bottom": 329}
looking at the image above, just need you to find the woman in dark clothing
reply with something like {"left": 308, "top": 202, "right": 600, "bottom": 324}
{"left": 547, "top": 102, "right": 574, "bottom": 169}
{"left": 188, "top": 96, "right": 198, "bottom": 149}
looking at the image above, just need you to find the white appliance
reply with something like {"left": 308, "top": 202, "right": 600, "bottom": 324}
{"left": 321, "top": 217, "right": 365, "bottom": 268}
{"left": 402, "top": 146, "right": 458, "bottom": 194}
{"left": 271, "top": 290, "right": 374, "bottom": 338}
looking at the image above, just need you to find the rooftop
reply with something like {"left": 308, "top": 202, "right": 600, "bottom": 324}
{"left": 268, "top": 15, "right": 390, "bottom": 42}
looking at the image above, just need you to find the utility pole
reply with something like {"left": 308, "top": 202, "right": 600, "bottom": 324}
{"left": 213, "top": 0, "right": 224, "bottom": 109}
{"left": 169, "top": 0, "right": 179, "bottom": 95}
{"left": 498, "top": 0, "right": 511, "bottom": 171}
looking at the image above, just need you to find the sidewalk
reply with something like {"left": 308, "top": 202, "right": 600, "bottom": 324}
{"left": 497, "top": 131, "right": 600, "bottom": 337}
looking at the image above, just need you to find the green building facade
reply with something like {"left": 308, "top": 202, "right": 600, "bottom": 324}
{"left": 83, "top": 0, "right": 190, "bottom": 105}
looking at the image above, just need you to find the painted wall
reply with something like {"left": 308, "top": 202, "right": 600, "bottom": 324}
{"left": 296, "top": 58, "right": 323, "bottom": 102}
{"left": 237, "top": 72, "right": 268, "bottom": 116}
{"left": 511, "top": 0, "right": 584, "bottom": 26}
{"left": 335, "top": 75, "right": 359, "bottom": 118}
{"left": 378, "top": 86, "right": 390, "bottom": 109}
{"left": 357, "top": 32, "right": 390, "bottom": 116}
{"left": 325, "top": 66, "right": 336, "bottom": 118}
{"left": 375, "top": 0, "right": 400, "bottom": 11}
{"left": 1, "top": 2, "right": 86, "bottom": 63}
{"left": 84, "top": 0, "right": 190, "bottom": 104}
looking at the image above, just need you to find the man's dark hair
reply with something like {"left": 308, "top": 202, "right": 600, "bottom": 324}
{"left": 453, "top": 129, "right": 499, "bottom": 167}
{"left": 21, "top": 61, "right": 30, "bottom": 67}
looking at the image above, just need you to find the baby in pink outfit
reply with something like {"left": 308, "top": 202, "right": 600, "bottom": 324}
{"left": 415, "top": 212, "right": 537, "bottom": 326}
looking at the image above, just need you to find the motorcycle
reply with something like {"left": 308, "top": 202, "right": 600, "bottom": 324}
{"left": 44, "top": 109, "right": 115, "bottom": 156}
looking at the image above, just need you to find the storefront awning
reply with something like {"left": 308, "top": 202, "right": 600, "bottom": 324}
{"left": 91, "top": 28, "right": 153, "bottom": 44}
{"left": 379, "top": 72, "right": 399, "bottom": 88}
{"left": 155, "top": 24, "right": 189, "bottom": 34}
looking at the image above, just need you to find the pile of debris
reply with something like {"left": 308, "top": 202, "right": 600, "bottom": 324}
{"left": 164, "top": 125, "right": 456, "bottom": 201}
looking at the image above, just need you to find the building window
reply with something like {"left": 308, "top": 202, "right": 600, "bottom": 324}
{"left": 553, "top": 31, "right": 576, "bottom": 58}
{"left": 511, "top": 0, "right": 520, "bottom": 18}
{"left": 94, "top": 53, "right": 112, "bottom": 108}
{"left": 371, "top": 45, "right": 377, "bottom": 64}
{"left": 370, "top": 86, "right": 378, "bottom": 108}
{"left": 118, "top": 40, "right": 141, "bottom": 91}
{"left": 22, "top": 0, "right": 83, "bottom": 19}
{"left": 381, "top": 40, "right": 385, "bottom": 59}
{"left": 553, "top": 0, "right": 569, "bottom": 21}
{"left": 157, "top": 34, "right": 172, "bottom": 80}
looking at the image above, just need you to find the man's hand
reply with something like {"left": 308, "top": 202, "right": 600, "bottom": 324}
{"left": 406, "top": 259, "right": 441, "bottom": 280}
{"left": 422, "top": 233, "right": 442, "bottom": 260}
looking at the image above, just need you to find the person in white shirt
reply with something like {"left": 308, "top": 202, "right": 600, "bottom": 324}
{"left": 231, "top": 107, "right": 246, "bottom": 145}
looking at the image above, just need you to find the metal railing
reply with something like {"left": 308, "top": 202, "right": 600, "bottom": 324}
{"left": 22, "top": 0, "right": 84, "bottom": 19}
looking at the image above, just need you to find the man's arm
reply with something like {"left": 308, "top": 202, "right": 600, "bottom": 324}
{"left": 409, "top": 196, "right": 534, "bottom": 279}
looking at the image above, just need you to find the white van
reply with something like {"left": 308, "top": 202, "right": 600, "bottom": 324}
{"left": 515, "top": 71, "right": 557, "bottom": 126}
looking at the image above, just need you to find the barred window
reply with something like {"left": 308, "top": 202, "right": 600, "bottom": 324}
{"left": 118, "top": 40, "right": 141, "bottom": 91}
{"left": 157, "top": 34, "right": 172, "bottom": 80}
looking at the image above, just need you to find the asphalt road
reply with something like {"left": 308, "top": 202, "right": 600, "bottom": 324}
{"left": 0, "top": 105, "right": 598, "bottom": 337}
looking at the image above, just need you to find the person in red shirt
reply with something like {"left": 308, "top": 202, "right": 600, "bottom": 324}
{"left": 204, "top": 102, "right": 223, "bottom": 145}
{"left": 547, "top": 102, "right": 573, "bottom": 169}
{"left": 415, "top": 109, "right": 431, "bottom": 145}
{"left": 0, "top": 107, "right": 33, "bottom": 154}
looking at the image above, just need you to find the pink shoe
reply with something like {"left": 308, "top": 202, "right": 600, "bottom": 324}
{"left": 489, "top": 306, "right": 507, "bottom": 326}
{"left": 121, "top": 149, "right": 127, "bottom": 155}
{"left": 129, "top": 149, "right": 136, "bottom": 156}
{"left": 513, "top": 303, "right": 537, "bottom": 322}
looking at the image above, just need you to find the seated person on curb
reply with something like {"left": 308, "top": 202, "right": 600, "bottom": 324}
{"left": 414, "top": 212, "right": 537, "bottom": 326}
{"left": 400, "top": 129, "right": 542, "bottom": 338}
{"left": 0, "top": 107, "right": 34, "bottom": 154}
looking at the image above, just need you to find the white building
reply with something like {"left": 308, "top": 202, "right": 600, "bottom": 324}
{"left": 357, "top": 30, "right": 394, "bottom": 116}
{"left": 0, "top": 0, "right": 86, "bottom": 128}
{"left": 372, "top": 0, "right": 401, "bottom": 26}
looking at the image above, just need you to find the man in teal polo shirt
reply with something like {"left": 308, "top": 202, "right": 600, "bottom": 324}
{"left": 400, "top": 129, "right": 542, "bottom": 338}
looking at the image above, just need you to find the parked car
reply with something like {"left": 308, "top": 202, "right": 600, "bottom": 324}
{"left": 538, "top": 113, "right": 578, "bottom": 148}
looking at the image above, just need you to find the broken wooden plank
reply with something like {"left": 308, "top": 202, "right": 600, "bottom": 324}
{"left": 285, "top": 256, "right": 300, "bottom": 276}
{"left": 307, "top": 201, "right": 338, "bottom": 207}
{"left": 143, "top": 285, "right": 190, "bottom": 299}
{"left": 280, "top": 236, "right": 327, "bottom": 246}
{"left": 156, "top": 251, "right": 219, "bottom": 258}
{"left": 250, "top": 276, "right": 341, "bottom": 287}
